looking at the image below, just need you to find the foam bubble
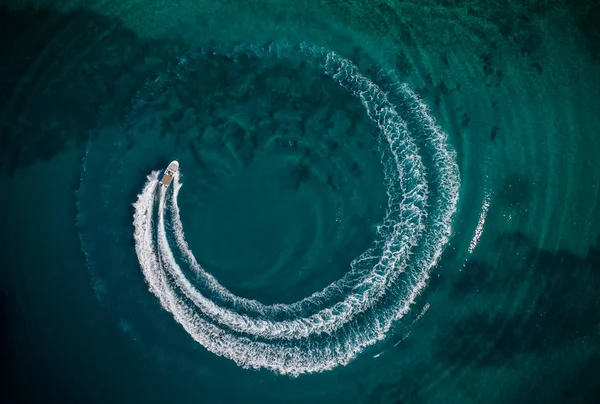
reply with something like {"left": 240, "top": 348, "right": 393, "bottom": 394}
{"left": 469, "top": 194, "right": 491, "bottom": 253}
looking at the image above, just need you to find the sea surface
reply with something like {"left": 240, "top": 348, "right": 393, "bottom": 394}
{"left": 1, "top": 1, "right": 600, "bottom": 403}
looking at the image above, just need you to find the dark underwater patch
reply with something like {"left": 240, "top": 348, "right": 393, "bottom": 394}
{"left": 437, "top": 232, "right": 600, "bottom": 370}
{"left": 395, "top": 51, "right": 413, "bottom": 77}
{"left": 291, "top": 161, "right": 311, "bottom": 191}
{"left": 460, "top": 112, "right": 471, "bottom": 129}
{"left": 365, "top": 230, "right": 600, "bottom": 403}
{"left": 578, "top": 2, "right": 600, "bottom": 62}
{"left": 0, "top": 291, "right": 9, "bottom": 363}
{"left": 490, "top": 125, "right": 499, "bottom": 141}
{"left": 0, "top": 5, "right": 179, "bottom": 175}
{"left": 498, "top": 172, "right": 532, "bottom": 207}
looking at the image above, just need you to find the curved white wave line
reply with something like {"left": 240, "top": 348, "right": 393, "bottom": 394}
{"left": 161, "top": 47, "right": 429, "bottom": 335}
{"left": 167, "top": 176, "right": 369, "bottom": 338}
{"left": 468, "top": 194, "right": 490, "bottom": 253}
{"left": 128, "top": 43, "right": 461, "bottom": 375}
{"left": 323, "top": 84, "right": 462, "bottom": 367}
{"left": 413, "top": 303, "right": 430, "bottom": 324}
{"left": 399, "top": 83, "right": 460, "bottom": 257}
{"left": 296, "top": 43, "right": 430, "bottom": 292}
{"left": 288, "top": 47, "right": 429, "bottom": 246}
{"left": 168, "top": 175, "right": 383, "bottom": 338}
{"left": 135, "top": 101, "right": 458, "bottom": 374}
{"left": 133, "top": 175, "right": 365, "bottom": 374}
{"left": 159, "top": 93, "right": 459, "bottom": 370}
{"left": 133, "top": 174, "right": 174, "bottom": 309}
{"left": 332, "top": 79, "right": 461, "bottom": 361}
{"left": 155, "top": 178, "right": 282, "bottom": 336}
{"left": 380, "top": 83, "right": 459, "bottom": 324}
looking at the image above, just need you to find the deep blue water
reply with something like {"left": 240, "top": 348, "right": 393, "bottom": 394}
{"left": 1, "top": 1, "right": 600, "bottom": 403}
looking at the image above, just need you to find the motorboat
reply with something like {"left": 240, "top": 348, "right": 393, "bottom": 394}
{"left": 159, "top": 160, "right": 179, "bottom": 188}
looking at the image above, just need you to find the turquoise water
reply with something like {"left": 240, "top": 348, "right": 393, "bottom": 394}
{"left": 1, "top": 1, "right": 600, "bottom": 402}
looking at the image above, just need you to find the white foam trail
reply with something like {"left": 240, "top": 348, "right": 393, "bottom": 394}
{"left": 393, "top": 332, "right": 411, "bottom": 347}
{"left": 413, "top": 303, "right": 430, "bottom": 324}
{"left": 468, "top": 195, "right": 490, "bottom": 253}
{"left": 133, "top": 175, "right": 164, "bottom": 299}
{"left": 130, "top": 43, "right": 461, "bottom": 376}
{"left": 160, "top": 45, "right": 430, "bottom": 338}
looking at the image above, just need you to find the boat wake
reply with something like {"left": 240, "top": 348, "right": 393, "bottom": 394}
{"left": 128, "top": 43, "right": 460, "bottom": 375}
{"left": 78, "top": 41, "right": 461, "bottom": 376}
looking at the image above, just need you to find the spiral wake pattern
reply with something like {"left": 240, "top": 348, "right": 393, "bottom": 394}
{"left": 124, "top": 43, "right": 460, "bottom": 375}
